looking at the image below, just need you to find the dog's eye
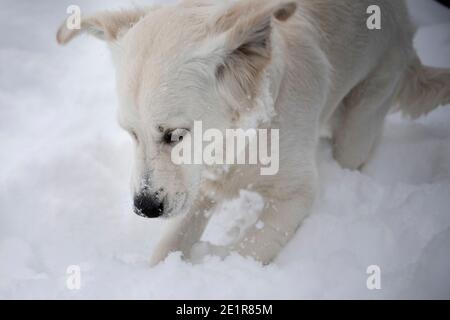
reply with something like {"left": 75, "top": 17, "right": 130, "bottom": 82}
{"left": 163, "top": 129, "right": 189, "bottom": 145}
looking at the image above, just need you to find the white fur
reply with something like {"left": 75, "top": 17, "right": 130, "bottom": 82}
{"left": 57, "top": 0, "right": 450, "bottom": 266}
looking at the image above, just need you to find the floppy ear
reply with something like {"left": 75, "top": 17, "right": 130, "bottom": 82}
{"left": 215, "top": 2, "right": 297, "bottom": 97}
{"left": 56, "top": 9, "right": 147, "bottom": 45}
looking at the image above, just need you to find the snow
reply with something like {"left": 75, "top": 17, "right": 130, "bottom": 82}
{"left": 0, "top": 0, "right": 449, "bottom": 299}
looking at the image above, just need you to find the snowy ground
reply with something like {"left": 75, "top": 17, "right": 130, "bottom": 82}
{"left": 1, "top": 0, "right": 449, "bottom": 299}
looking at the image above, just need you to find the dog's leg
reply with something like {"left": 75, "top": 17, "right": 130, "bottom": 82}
{"left": 333, "top": 72, "right": 401, "bottom": 170}
{"left": 192, "top": 180, "right": 315, "bottom": 264}
{"left": 228, "top": 187, "right": 315, "bottom": 265}
{"left": 150, "top": 197, "right": 215, "bottom": 266}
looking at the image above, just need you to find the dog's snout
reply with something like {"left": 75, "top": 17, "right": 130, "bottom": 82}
{"left": 134, "top": 194, "right": 164, "bottom": 218}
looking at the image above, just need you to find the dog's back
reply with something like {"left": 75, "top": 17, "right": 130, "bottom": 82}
{"left": 297, "top": 0, "right": 449, "bottom": 121}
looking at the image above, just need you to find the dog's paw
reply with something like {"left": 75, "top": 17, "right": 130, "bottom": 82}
{"left": 189, "top": 242, "right": 229, "bottom": 264}
{"left": 150, "top": 247, "right": 175, "bottom": 267}
{"left": 149, "top": 253, "right": 166, "bottom": 267}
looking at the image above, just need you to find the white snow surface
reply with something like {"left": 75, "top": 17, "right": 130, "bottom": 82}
{"left": 0, "top": 0, "right": 449, "bottom": 299}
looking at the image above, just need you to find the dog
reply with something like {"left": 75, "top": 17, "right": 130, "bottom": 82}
{"left": 57, "top": 0, "right": 450, "bottom": 266}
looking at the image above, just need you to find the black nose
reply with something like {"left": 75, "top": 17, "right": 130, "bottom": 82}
{"left": 133, "top": 194, "right": 164, "bottom": 218}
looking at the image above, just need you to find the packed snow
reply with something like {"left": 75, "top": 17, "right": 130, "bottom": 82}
{"left": 0, "top": 0, "right": 449, "bottom": 299}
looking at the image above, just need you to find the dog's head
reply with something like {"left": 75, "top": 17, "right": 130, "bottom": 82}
{"left": 57, "top": 1, "right": 297, "bottom": 218}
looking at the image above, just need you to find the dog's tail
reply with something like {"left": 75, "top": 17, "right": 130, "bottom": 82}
{"left": 395, "top": 56, "right": 450, "bottom": 119}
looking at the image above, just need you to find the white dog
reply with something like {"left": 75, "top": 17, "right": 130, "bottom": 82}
{"left": 57, "top": 0, "right": 450, "bottom": 266}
